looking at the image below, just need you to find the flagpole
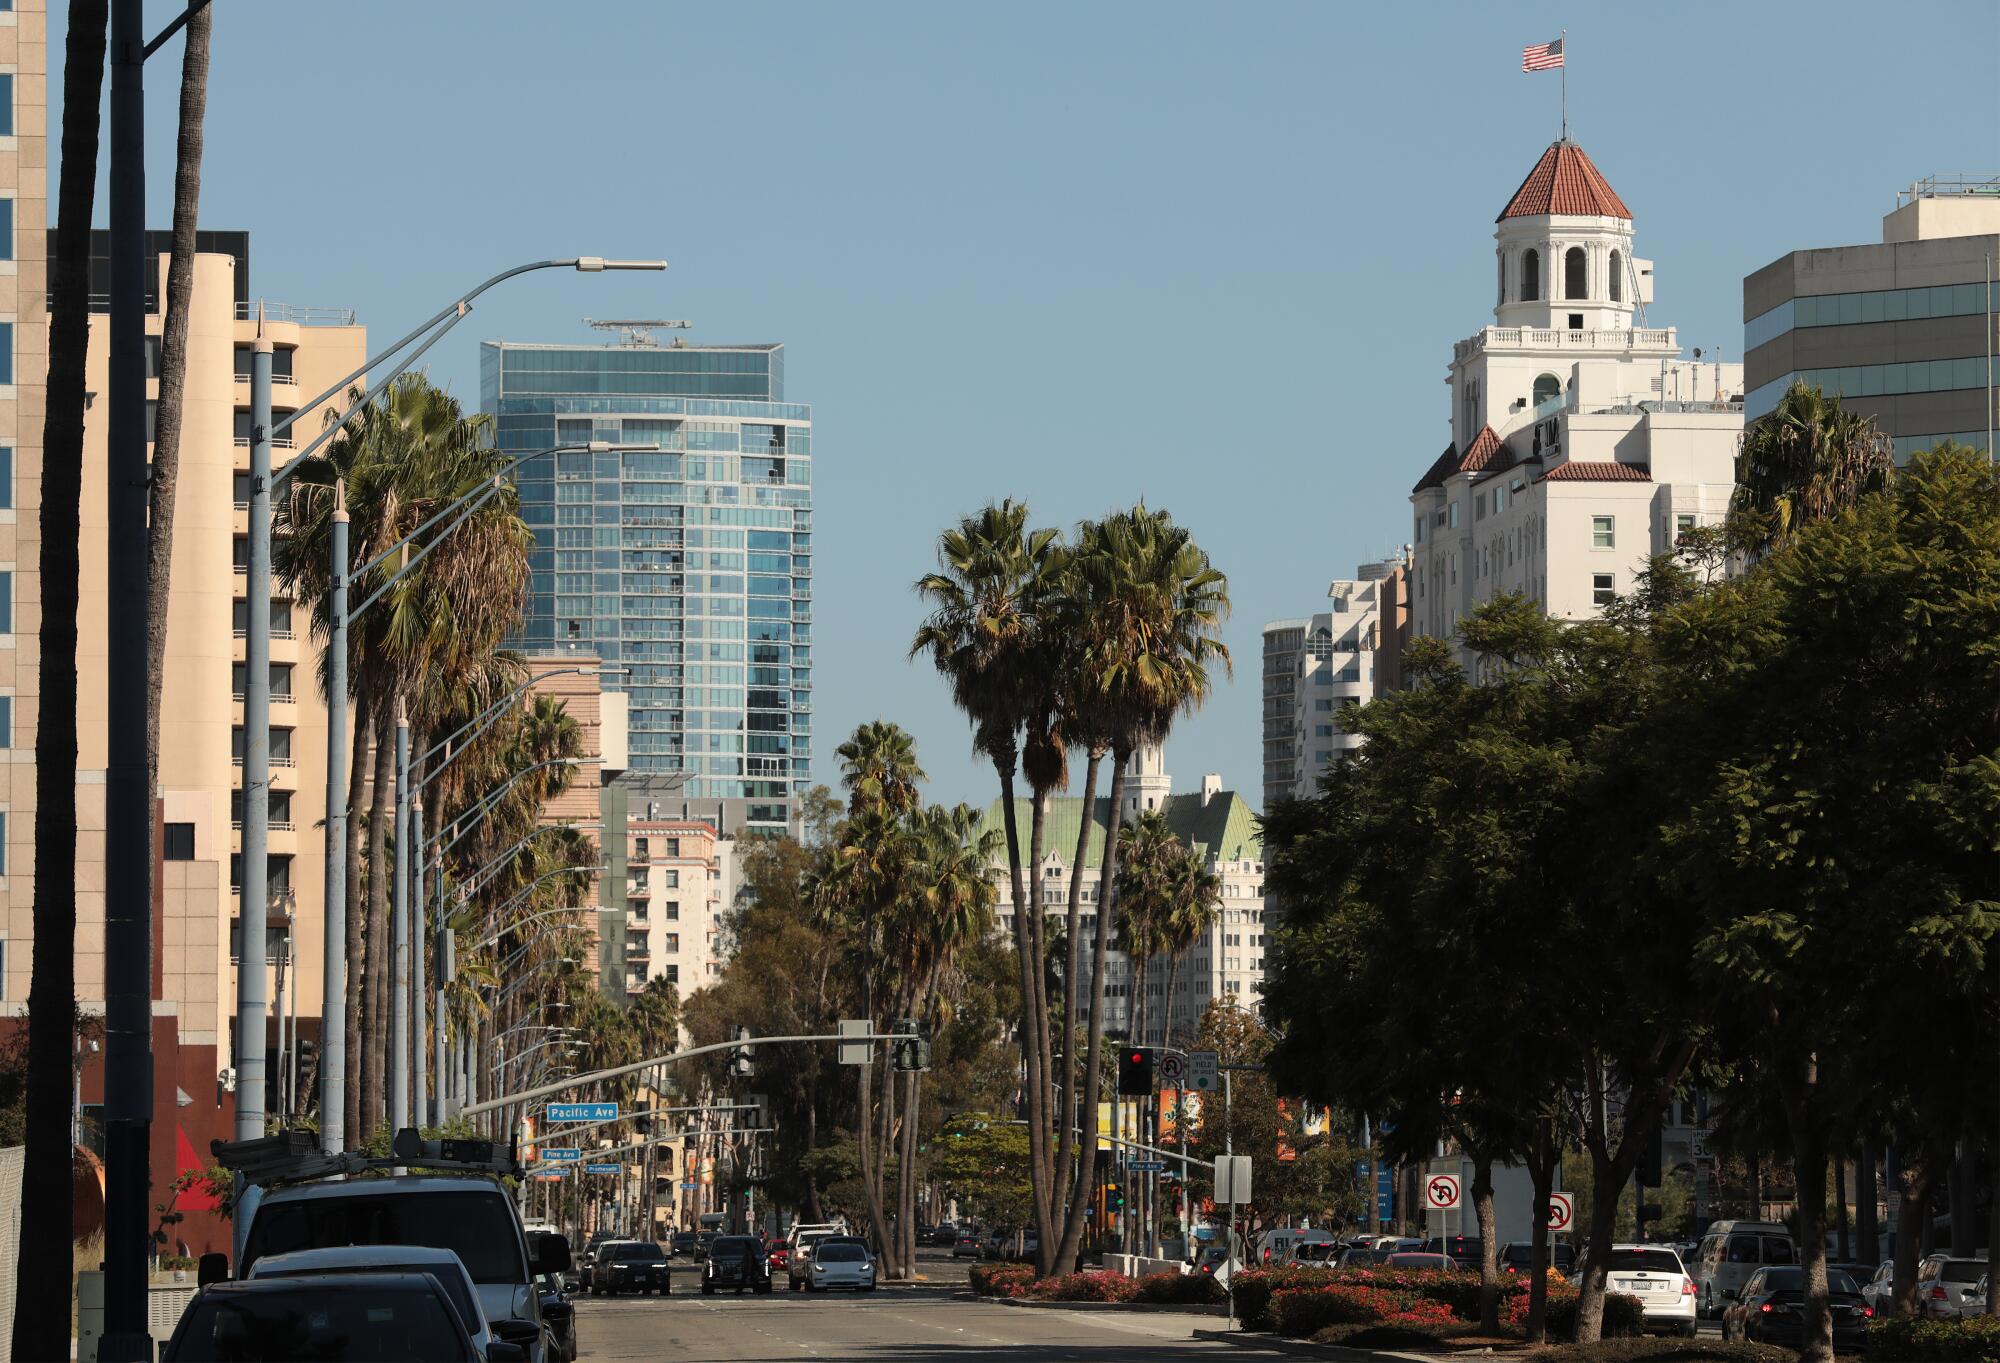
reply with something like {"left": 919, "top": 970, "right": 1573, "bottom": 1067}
{"left": 1560, "top": 29, "right": 1569, "bottom": 140}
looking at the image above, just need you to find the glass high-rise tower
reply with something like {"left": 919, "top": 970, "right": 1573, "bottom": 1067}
{"left": 481, "top": 337, "right": 812, "bottom": 834}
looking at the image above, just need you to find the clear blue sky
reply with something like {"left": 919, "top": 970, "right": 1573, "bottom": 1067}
{"left": 67, "top": 1, "right": 2000, "bottom": 811}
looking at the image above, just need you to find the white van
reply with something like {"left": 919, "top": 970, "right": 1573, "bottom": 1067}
{"left": 1255, "top": 1226, "right": 1335, "bottom": 1267}
{"left": 1691, "top": 1221, "right": 1796, "bottom": 1318}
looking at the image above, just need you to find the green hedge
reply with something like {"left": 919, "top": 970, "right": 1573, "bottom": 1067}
{"left": 1529, "top": 1340, "right": 1792, "bottom": 1363}
{"left": 1543, "top": 1290, "right": 1649, "bottom": 1341}
{"left": 1867, "top": 1315, "right": 2000, "bottom": 1362}
{"left": 1133, "top": 1272, "right": 1226, "bottom": 1306}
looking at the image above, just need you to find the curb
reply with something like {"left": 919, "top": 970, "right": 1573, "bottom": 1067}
{"left": 993, "top": 1297, "right": 1229, "bottom": 1315}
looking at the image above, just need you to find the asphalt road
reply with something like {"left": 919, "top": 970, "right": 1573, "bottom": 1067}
{"left": 572, "top": 1249, "right": 1239, "bottom": 1363}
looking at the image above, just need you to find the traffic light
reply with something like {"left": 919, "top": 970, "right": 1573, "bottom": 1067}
{"left": 1118, "top": 1047, "right": 1154, "bottom": 1096}
{"left": 634, "top": 1102, "right": 652, "bottom": 1134}
{"left": 730, "top": 1025, "right": 754, "bottom": 1080}
{"left": 1107, "top": 1182, "right": 1126, "bottom": 1213}
{"left": 751, "top": 1093, "right": 771, "bottom": 1130}
{"left": 892, "top": 1021, "right": 932, "bottom": 1072}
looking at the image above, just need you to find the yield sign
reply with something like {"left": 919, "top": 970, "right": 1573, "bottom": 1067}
{"left": 1547, "top": 1191, "right": 1575, "bottom": 1232}
{"left": 1424, "top": 1172, "right": 1462, "bottom": 1210}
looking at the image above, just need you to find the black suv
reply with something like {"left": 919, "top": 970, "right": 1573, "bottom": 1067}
{"left": 703, "top": 1236, "right": 773, "bottom": 1295}
{"left": 587, "top": 1240, "right": 670, "bottom": 1296}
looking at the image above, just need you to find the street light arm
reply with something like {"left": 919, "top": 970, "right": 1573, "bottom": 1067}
{"left": 272, "top": 304, "right": 472, "bottom": 487}
{"left": 473, "top": 902, "right": 601, "bottom": 955}
{"left": 426, "top": 759, "right": 602, "bottom": 870}
{"left": 470, "top": 865, "right": 611, "bottom": 942}
{"left": 460, "top": 827, "right": 601, "bottom": 901}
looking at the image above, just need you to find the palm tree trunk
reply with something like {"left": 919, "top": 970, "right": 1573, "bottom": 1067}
{"left": 993, "top": 751, "right": 1054, "bottom": 1266}
{"left": 855, "top": 1059, "right": 893, "bottom": 1273}
{"left": 899, "top": 1068, "right": 921, "bottom": 1272}
{"left": 1054, "top": 746, "right": 1131, "bottom": 1269}
{"left": 1025, "top": 786, "right": 1054, "bottom": 1196}
{"left": 141, "top": 0, "right": 208, "bottom": 793}
{"left": 364, "top": 692, "right": 397, "bottom": 1140}
{"left": 15, "top": 8, "right": 106, "bottom": 1359}
{"left": 1163, "top": 951, "right": 1181, "bottom": 1051}
{"left": 342, "top": 687, "right": 370, "bottom": 1144}
{"left": 1053, "top": 746, "right": 1103, "bottom": 1221}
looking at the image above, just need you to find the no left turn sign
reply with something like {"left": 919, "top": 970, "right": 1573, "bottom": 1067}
{"left": 1424, "top": 1172, "right": 1462, "bottom": 1211}
{"left": 1547, "top": 1192, "right": 1575, "bottom": 1232}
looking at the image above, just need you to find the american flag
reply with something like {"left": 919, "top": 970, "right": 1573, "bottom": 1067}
{"left": 1523, "top": 37, "right": 1564, "bottom": 71}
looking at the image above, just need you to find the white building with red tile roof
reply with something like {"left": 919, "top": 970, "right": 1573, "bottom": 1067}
{"left": 1409, "top": 139, "right": 1743, "bottom": 654}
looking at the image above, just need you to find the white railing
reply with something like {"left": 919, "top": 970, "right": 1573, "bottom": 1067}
{"left": 234, "top": 300, "right": 358, "bottom": 326}
{"left": 1454, "top": 325, "right": 1677, "bottom": 361}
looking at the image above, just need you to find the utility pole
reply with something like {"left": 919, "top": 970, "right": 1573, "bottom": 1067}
{"left": 101, "top": 1, "right": 154, "bottom": 1357}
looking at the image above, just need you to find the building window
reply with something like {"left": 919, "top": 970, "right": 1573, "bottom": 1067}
{"left": 0, "top": 74, "right": 13, "bottom": 138}
{"left": 163, "top": 823, "right": 196, "bottom": 861}
{"left": 1521, "top": 248, "right": 1540, "bottom": 302}
{"left": 1496, "top": 253, "right": 1506, "bottom": 306}
{"left": 0, "top": 200, "right": 12, "bottom": 263}
{"left": 0, "top": 569, "right": 11, "bottom": 633}
{"left": 1447, "top": 503, "right": 1458, "bottom": 529}
{"left": 1533, "top": 373, "right": 1561, "bottom": 407}
{"left": 1609, "top": 249, "right": 1623, "bottom": 302}
{"left": 231, "top": 789, "right": 293, "bottom": 829}
{"left": 1565, "top": 247, "right": 1587, "bottom": 300}
{"left": 0, "top": 812, "right": 6, "bottom": 876}
{"left": 1592, "top": 573, "right": 1616, "bottom": 607}
{"left": 1568, "top": 313, "right": 1584, "bottom": 331}
{"left": 0, "top": 695, "right": 10, "bottom": 747}
{"left": 1592, "top": 515, "right": 1615, "bottom": 548}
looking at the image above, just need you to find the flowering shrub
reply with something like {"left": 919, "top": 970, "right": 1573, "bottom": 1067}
{"left": 1133, "top": 1272, "right": 1227, "bottom": 1305}
{"left": 1023, "top": 1271, "right": 1140, "bottom": 1303}
{"left": 969, "top": 1263, "right": 1036, "bottom": 1297}
{"left": 1233, "top": 1264, "right": 1643, "bottom": 1341}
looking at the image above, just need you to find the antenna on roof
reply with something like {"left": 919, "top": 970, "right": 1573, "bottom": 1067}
{"left": 586, "top": 318, "right": 692, "bottom": 348}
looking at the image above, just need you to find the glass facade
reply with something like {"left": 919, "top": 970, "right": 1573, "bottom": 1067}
{"left": 482, "top": 341, "right": 811, "bottom": 828}
{"left": 1745, "top": 355, "right": 1993, "bottom": 422}
{"left": 1746, "top": 281, "right": 2000, "bottom": 353}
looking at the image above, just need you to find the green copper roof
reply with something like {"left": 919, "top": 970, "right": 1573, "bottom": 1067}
{"left": 974, "top": 789, "right": 1263, "bottom": 868}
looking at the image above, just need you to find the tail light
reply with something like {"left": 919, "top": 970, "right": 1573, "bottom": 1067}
{"left": 1682, "top": 1281, "right": 1696, "bottom": 1296}
{"left": 1864, "top": 1307, "right": 1875, "bottom": 1319}
{"left": 1931, "top": 1287, "right": 1948, "bottom": 1300}
{"left": 1760, "top": 1303, "right": 1773, "bottom": 1314}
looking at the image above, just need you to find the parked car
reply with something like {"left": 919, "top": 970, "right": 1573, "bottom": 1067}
{"left": 1387, "top": 1252, "right": 1458, "bottom": 1270}
{"left": 952, "top": 1231, "right": 984, "bottom": 1260}
{"left": 932, "top": 1221, "right": 959, "bottom": 1246}
{"left": 235, "top": 1173, "right": 569, "bottom": 1363}
{"left": 1691, "top": 1220, "right": 1796, "bottom": 1318}
{"left": 1598, "top": 1245, "right": 1698, "bottom": 1336}
{"left": 1721, "top": 1266, "right": 1872, "bottom": 1351}
{"left": 1337, "top": 1247, "right": 1393, "bottom": 1268}
{"left": 537, "top": 1272, "right": 576, "bottom": 1363}
{"left": 1422, "top": 1236, "right": 1484, "bottom": 1267}
{"left": 670, "top": 1231, "right": 700, "bottom": 1258}
{"left": 586, "top": 1240, "right": 670, "bottom": 1296}
{"left": 705, "top": 1235, "right": 775, "bottom": 1295}
{"left": 1917, "top": 1253, "right": 1990, "bottom": 1319}
{"left": 806, "top": 1239, "right": 878, "bottom": 1292}
{"left": 1861, "top": 1261, "right": 1896, "bottom": 1315}
{"left": 1257, "top": 1226, "right": 1336, "bottom": 1266}
{"left": 162, "top": 1273, "right": 495, "bottom": 1363}
{"left": 1965, "top": 1273, "right": 1990, "bottom": 1316}
{"left": 246, "top": 1245, "right": 493, "bottom": 1357}
{"left": 1289, "top": 1241, "right": 1343, "bottom": 1267}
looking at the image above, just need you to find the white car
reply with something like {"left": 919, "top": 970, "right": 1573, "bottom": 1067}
{"left": 1603, "top": 1244, "right": 1698, "bottom": 1336}
{"left": 1917, "top": 1253, "right": 1989, "bottom": 1319}
{"left": 247, "top": 1244, "right": 493, "bottom": 1357}
{"left": 806, "top": 1239, "right": 877, "bottom": 1292}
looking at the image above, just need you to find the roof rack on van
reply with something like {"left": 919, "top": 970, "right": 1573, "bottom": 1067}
{"left": 212, "top": 1127, "right": 522, "bottom": 1187}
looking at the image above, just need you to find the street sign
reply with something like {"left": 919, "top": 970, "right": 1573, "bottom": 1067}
{"left": 838, "top": 1019, "right": 873, "bottom": 1067}
{"left": 543, "top": 1148, "right": 582, "bottom": 1163}
{"left": 1158, "top": 1053, "right": 1187, "bottom": 1088}
{"left": 548, "top": 1102, "right": 619, "bottom": 1123}
{"left": 1187, "top": 1051, "right": 1220, "bottom": 1093}
{"left": 534, "top": 1173, "right": 562, "bottom": 1182}
{"left": 1424, "top": 1172, "right": 1462, "bottom": 1211}
{"left": 1690, "top": 1130, "right": 1712, "bottom": 1162}
{"left": 1547, "top": 1191, "right": 1575, "bottom": 1232}
{"left": 585, "top": 1162, "right": 621, "bottom": 1174}
{"left": 1129, "top": 1160, "right": 1165, "bottom": 1173}
{"left": 1215, "top": 1154, "right": 1253, "bottom": 1204}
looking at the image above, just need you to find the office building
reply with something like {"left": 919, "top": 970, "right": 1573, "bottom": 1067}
{"left": 979, "top": 747, "right": 1268, "bottom": 1037}
{"left": 1411, "top": 139, "right": 1741, "bottom": 660}
{"left": 1260, "top": 554, "right": 1411, "bottom": 809}
{"left": 483, "top": 331, "right": 813, "bottom": 840}
{"left": 1744, "top": 174, "right": 2000, "bottom": 459}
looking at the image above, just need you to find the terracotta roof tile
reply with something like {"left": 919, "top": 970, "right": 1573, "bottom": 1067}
{"left": 1412, "top": 443, "right": 1462, "bottom": 494}
{"left": 1537, "top": 461, "right": 1651, "bottom": 483}
{"left": 1497, "top": 141, "right": 1632, "bottom": 222}
{"left": 1459, "top": 425, "right": 1505, "bottom": 472}
{"left": 1412, "top": 427, "right": 1515, "bottom": 493}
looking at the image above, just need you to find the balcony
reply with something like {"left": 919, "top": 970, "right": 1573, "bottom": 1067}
{"left": 1452, "top": 324, "right": 1678, "bottom": 364}
{"left": 234, "top": 300, "right": 358, "bottom": 327}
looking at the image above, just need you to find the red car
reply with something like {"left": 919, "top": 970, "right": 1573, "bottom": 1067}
{"left": 768, "top": 1244, "right": 791, "bottom": 1271}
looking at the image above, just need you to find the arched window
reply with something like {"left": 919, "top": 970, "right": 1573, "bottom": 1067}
{"left": 1521, "top": 249, "right": 1540, "bottom": 302}
{"left": 1565, "top": 246, "right": 1588, "bottom": 300}
{"left": 1609, "top": 250, "right": 1623, "bottom": 302}
{"left": 1533, "top": 373, "right": 1561, "bottom": 407}
{"left": 1497, "top": 254, "right": 1506, "bottom": 306}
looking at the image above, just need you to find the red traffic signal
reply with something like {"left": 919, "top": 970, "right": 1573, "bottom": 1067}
{"left": 1118, "top": 1047, "right": 1155, "bottom": 1096}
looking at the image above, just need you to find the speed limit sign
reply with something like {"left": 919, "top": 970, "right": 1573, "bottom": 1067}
{"left": 1424, "top": 1172, "right": 1462, "bottom": 1211}
{"left": 1547, "top": 1192, "right": 1575, "bottom": 1232}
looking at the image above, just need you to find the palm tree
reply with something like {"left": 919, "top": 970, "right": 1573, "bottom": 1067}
{"left": 1113, "top": 811, "right": 1179, "bottom": 1048}
{"left": 1159, "top": 846, "right": 1221, "bottom": 1051}
{"left": 18, "top": 7, "right": 107, "bottom": 1352}
{"left": 1732, "top": 381, "right": 1894, "bottom": 554}
{"left": 274, "top": 373, "right": 533, "bottom": 1141}
{"left": 1052, "top": 505, "right": 1230, "bottom": 1269}
{"left": 835, "top": 720, "right": 926, "bottom": 818}
{"left": 910, "top": 501, "right": 1064, "bottom": 1262}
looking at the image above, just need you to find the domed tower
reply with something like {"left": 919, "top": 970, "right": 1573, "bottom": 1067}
{"left": 1493, "top": 140, "right": 1646, "bottom": 337}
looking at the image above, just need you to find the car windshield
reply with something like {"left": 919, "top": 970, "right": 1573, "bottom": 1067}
{"left": 1294, "top": 1244, "right": 1339, "bottom": 1261}
{"left": 817, "top": 1244, "right": 867, "bottom": 1263}
{"left": 173, "top": 1284, "right": 471, "bottom": 1363}
{"left": 1943, "top": 1262, "right": 1987, "bottom": 1284}
{"left": 1608, "top": 1250, "right": 1684, "bottom": 1273}
{"left": 713, "top": 1239, "right": 759, "bottom": 1256}
{"left": 613, "top": 1244, "right": 663, "bottom": 1262}
{"left": 256, "top": 1264, "right": 478, "bottom": 1339}
{"left": 243, "top": 1191, "right": 525, "bottom": 1287}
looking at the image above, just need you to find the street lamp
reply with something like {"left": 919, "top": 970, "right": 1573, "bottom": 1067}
{"left": 236, "top": 252, "right": 662, "bottom": 1153}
